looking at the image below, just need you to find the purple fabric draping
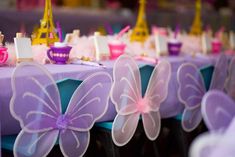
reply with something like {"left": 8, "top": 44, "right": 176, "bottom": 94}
{"left": 0, "top": 55, "right": 216, "bottom": 135}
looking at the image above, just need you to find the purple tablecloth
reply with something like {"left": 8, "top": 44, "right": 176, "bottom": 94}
{"left": 0, "top": 55, "right": 216, "bottom": 135}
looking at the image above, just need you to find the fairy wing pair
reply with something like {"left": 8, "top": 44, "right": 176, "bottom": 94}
{"left": 177, "top": 54, "right": 228, "bottom": 132}
{"left": 111, "top": 55, "right": 171, "bottom": 146}
{"left": 190, "top": 90, "right": 235, "bottom": 157}
{"left": 10, "top": 62, "right": 112, "bottom": 157}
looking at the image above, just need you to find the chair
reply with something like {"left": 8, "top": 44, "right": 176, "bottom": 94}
{"left": 95, "top": 55, "right": 171, "bottom": 157}
{"left": 190, "top": 90, "right": 235, "bottom": 157}
{"left": 2, "top": 62, "right": 112, "bottom": 157}
{"left": 177, "top": 54, "right": 228, "bottom": 132}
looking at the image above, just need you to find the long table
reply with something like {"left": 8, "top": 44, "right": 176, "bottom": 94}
{"left": 0, "top": 55, "right": 216, "bottom": 135}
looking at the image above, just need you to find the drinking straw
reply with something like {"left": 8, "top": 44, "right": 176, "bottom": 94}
{"left": 116, "top": 25, "right": 130, "bottom": 39}
{"left": 56, "top": 21, "right": 63, "bottom": 42}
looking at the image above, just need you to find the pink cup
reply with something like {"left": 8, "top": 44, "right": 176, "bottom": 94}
{"left": 0, "top": 47, "right": 8, "bottom": 64}
{"left": 212, "top": 40, "right": 222, "bottom": 54}
{"left": 108, "top": 43, "right": 126, "bottom": 60}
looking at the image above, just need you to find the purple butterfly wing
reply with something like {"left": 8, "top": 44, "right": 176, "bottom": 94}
{"left": 210, "top": 54, "right": 228, "bottom": 90}
{"left": 189, "top": 132, "right": 222, "bottom": 157}
{"left": 59, "top": 130, "right": 89, "bottom": 157}
{"left": 59, "top": 72, "right": 112, "bottom": 156}
{"left": 10, "top": 62, "right": 61, "bottom": 133}
{"left": 143, "top": 60, "right": 171, "bottom": 139}
{"left": 225, "top": 56, "right": 235, "bottom": 101}
{"left": 181, "top": 107, "right": 202, "bottom": 132}
{"left": 177, "top": 63, "right": 206, "bottom": 110}
{"left": 14, "top": 130, "right": 59, "bottom": 157}
{"left": 201, "top": 90, "right": 235, "bottom": 131}
{"left": 65, "top": 72, "right": 112, "bottom": 131}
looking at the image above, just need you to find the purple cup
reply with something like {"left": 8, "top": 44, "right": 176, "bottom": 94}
{"left": 47, "top": 46, "right": 72, "bottom": 64}
{"left": 167, "top": 41, "right": 182, "bottom": 56}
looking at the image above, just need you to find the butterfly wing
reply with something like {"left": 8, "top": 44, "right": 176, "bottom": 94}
{"left": 181, "top": 107, "right": 202, "bottom": 132}
{"left": 225, "top": 56, "right": 235, "bottom": 101}
{"left": 209, "top": 54, "right": 228, "bottom": 90}
{"left": 14, "top": 130, "right": 59, "bottom": 157}
{"left": 189, "top": 132, "right": 222, "bottom": 157}
{"left": 143, "top": 60, "right": 171, "bottom": 139}
{"left": 111, "top": 55, "right": 142, "bottom": 115}
{"left": 60, "top": 72, "right": 112, "bottom": 156}
{"left": 59, "top": 130, "right": 89, "bottom": 157}
{"left": 111, "top": 55, "right": 142, "bottom": 146}
{"left": 190, "top": 118, "right": 235, "bottom": 157}
{"left": 112, "top": 113, "right": 140, "bottom": 146}
{"left": 177, "top": 63, "right": 206, "bottom": 110}
{"left": 10, "top": 62, "right": 61, "bottom": 132}
{"left": 202, "top": 90, "right": 235, "bottom": 131}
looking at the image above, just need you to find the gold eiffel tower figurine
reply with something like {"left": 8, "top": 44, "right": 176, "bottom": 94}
{"left": 190, "top": 0, "right": 202, "bottom": 36}
{"left": 32, "top": 0, "right": 59, "bottom": 46}
{"left": 130, "top": 0, "right": 149, "bottom": 42}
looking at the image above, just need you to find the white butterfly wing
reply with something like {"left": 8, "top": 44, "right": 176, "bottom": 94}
{"left": 111, "top": 55, "right": 141, "bottom": 115}
{"left": 112, "top": 113, "right": 140, "bottom": 146}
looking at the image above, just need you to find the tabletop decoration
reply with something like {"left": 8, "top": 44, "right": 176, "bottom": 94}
{"left": 64, "top": 29, "right": 80, "bottom": 45}
{"left": 31, "top": 0, "right": 59, "bottom": 46}
{"left": 201, "top": 31, "right": 212, "bottom": 55}
{"left": 0, "top": 32, "right": 9, "bottom": 65}
{"left": 130, "top": 0, "right": 149, "bottom": 43}
{"left": 10, "top": 62, "right": 112, "bottom": 157}
{"left": 111, "top": 55, "right": 171, "bottom": 146}
{"left": 47, "top": 42, "right": 72, "bottom": 64}
{"left": 14, "top": 33, "right": 34, "bottom": 63}
{"left": 167, "top": 25, "right": 182, "bottom": 56}
{"left": 177, "top": 54, "right": 228, "bottom": 132}
{"left": 108, "top": 26, "right": 130, "bottom": 60}
{"left": 190, "top": 0, "right": 202, "bottom": 36}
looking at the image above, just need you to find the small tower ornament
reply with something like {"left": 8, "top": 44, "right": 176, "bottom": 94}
{"left": 190, "top": 0, "right": 202, "bottom": 36}
{"left": 32, "top": 0, "right": 59, "bottom": 46}
{"left": 130, "top": 0, "right": 149, "bottom": 43}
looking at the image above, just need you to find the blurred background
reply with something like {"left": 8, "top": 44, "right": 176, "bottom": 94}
{"left": 0, "top": 0, "right": 234, "bottom": 42}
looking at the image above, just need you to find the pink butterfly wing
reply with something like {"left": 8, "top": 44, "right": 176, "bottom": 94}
{"left": 181, "top": 107, "right": 202, "bottom": 132}
{"left": 210, "top": 54, "right": 228, "bottom": 90}
{"left": 111, "top": 55, "right": 142, "bottom": 146}
{"left": 112, "top": 113, "right": 140, "bottom": 146}
{"left": 145, "top": 60, "right": 171, "bottom": 111}
{"left": 10, "top": 62, "right": 61, "bottom": 133}
{"left": 143, "top": 60, "right": 171, "bottom": 139}
{"left": 13, "top": 130, "right": 59, "bottom": 157}
{"left": 142, "top": 111, "right": 161, "bottom": 140}
{"left": 59, "top": 130, "right": 89, "bottom": 157}
{"left": 177, "top": 63, "right": 206, "bottom": 110}
{"left": 111, "top": 55, "right": 141, "bottom": 115}
{"left": 225, "top": 56, "right": 235, "bottom": 101}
